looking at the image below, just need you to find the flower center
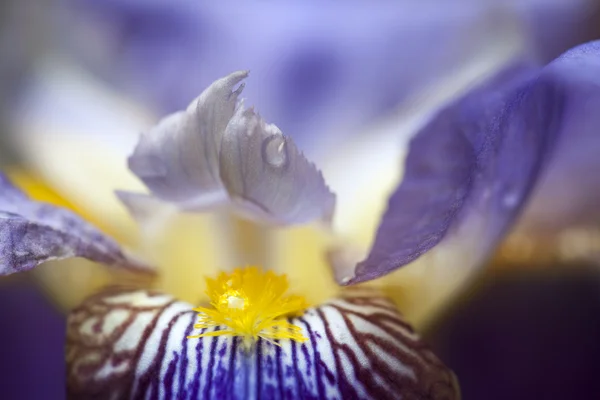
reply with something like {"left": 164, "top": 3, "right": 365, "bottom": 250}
{"left": 187, "top": 267, "right": 308, "bottom": 348}
{"left": 223, "top": 292, "right": 246, "bottom": 310}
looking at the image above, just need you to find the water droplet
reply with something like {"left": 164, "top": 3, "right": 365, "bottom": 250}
{"left": 219, "top": 289, "right": 247, "bottom": 310}
{"left": 227, "top": 295, "right": 246, "bottom": 310}
{"left": 502, "top": 191, "right": 519, "bottom": 208}
{"left": 262, "top": 135, "right": 288, "bottom": 167}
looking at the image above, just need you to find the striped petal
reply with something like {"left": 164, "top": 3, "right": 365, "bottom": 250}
{"left": 0, "top": 173, "right": 152, "bottom": 275}
{"left": 66, "top": 288, "right": 459, "bottom": 399}
{"left": 125, "top": 71, "right": 335, "bottom": 226}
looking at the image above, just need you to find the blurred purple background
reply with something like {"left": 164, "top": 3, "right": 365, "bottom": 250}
{"left": 0, "top": 278, "right": 65, "bottom": 399}
{"left": 427, "top": 264, "right": 600, "bottom": 399}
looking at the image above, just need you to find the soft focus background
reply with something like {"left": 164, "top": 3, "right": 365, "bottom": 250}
{"left": 2, "top": 1, "right": 600, "bottom": 399}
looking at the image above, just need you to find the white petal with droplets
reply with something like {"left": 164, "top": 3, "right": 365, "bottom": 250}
{"left": 125, "top": 71, "right": 336, "bottom": 227}
{"left": 220, "top": 103, "right": 336, "bottom": 225}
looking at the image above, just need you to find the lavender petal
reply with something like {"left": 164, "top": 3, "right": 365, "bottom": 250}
{"left": 512, "top": 41, "right": 600, "bottom": 233}
{"left": 340, "top": 39, "right": 597, "bottom": 284}
{"left": 0, "top": 173, "right": 153, "bottom": 275}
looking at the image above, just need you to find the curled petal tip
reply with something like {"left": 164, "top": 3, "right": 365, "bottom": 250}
{"left": 126, "top": 70, "right": 335, "bottom": 227}
{"left": 211, "top": 70, "right": 249, "bottom": 100}
{"left": 231, "top": 82, "right": 245, "bottom": 98}
{"left": 128, "top": 71, "right": 249, "bottom": 207}
{"left": 217, "top": 69, "right": 249, "bottom": 84}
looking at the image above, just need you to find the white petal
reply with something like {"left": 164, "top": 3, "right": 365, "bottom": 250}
{"left": 128, "top": 71, "right": 248, "bottom": 210}
{"left": 220, "top": 104, "right": 336, "bottom": 225}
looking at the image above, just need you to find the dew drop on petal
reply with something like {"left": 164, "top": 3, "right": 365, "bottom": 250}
{"left": 262, "top": 135, "right": 288, "bottom": 168}
{"left": 502, "top": 191, "right": 520, "bottom": 208}
{"left": 227, "top": 295, "right": 246, "bottom": 310}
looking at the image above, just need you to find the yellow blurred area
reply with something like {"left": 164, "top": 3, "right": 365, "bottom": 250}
{"left": 6, "top": 166, "right": 483, "bottom": 329}
{"left": 492, "top": 227, "right": 600, "bottom": 271}
{"left": 10, "top": 165, "right": 223, "bottom": 309}
{"left": 273, "top": 225, "right": 340, "bottom": 307}
{"left": 5, "top": 167, "right": 139, "bottom": 309}
{"left": 5, "top": 166, "right": 437, "bottom": 327}
{"left": 6, "top": 167, "right": 126, "bottom": 242}
{"left": 5, "top": 166, "right": 340, "bottom": 312}
{"left": 7, "top": 167, "right": 84, "bottom": 215}
{"left": 2, "top": 52, "right": 491, "bottom": 327}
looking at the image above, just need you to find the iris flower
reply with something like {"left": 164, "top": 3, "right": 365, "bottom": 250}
{"left": 3, "top": 36, "right": 600, "bottom": 398}
{"left": 5, "top": 1, "right": 534, "bottom": 326}
{"left": 3, "top": 1, "right": 600, "bottom": 396}
{"left": 2, "top": 70, "right": 460, "bottom": 398}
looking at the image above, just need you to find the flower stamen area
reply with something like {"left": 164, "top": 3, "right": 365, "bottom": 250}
{"left": 187, "top": 267, "right": 308, "bottom": 348}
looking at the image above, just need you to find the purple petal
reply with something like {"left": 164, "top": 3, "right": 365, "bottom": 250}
{"left": 0, "top": 173, "right": 153, "bottom": 275}
{"left": 339, "top": 40, "right": 600, "bottom": 284}
{"left": 128, "top": 71, "right": 247, "bottom": 209}
{"left": 512, "top": 41, "right": 600, "bottom": 233}
{"left": 66, "top": 288, "right": 458, "bottom": 399}
{"left": 219, "top": 104, "right": 335, "bottom": 225}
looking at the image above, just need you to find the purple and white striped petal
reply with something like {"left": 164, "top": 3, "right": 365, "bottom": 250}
{"left": 66, "top": 288, "right": 459, "bottom": 399}
{"left": 0, "top": 173, "right": 152, "bottom": 275}
{"left": 124, "top": 71, "right": 336, "bottom": 226}
{"left": 339, "top": 40, "right": 600, "bottom": 284}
